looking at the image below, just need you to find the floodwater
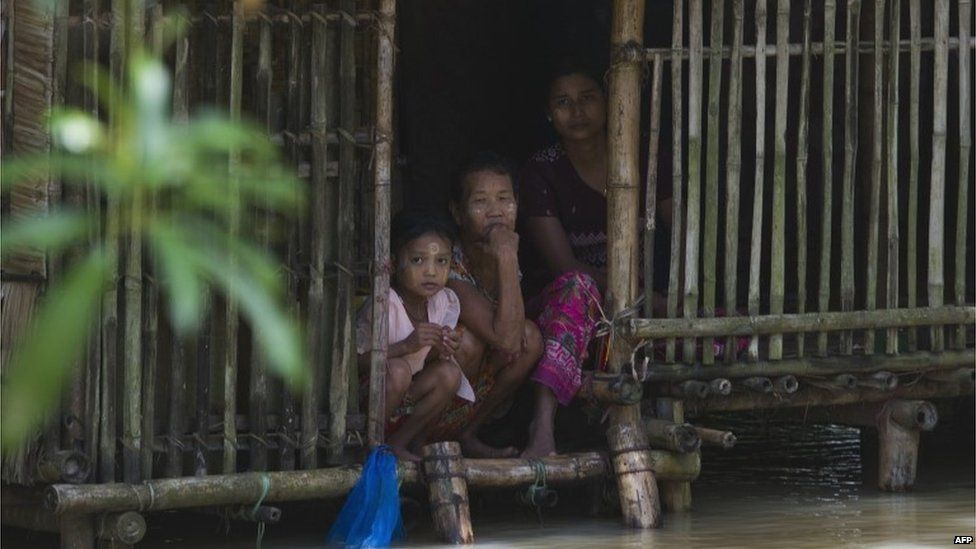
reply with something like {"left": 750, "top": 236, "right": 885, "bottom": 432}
{"left": 4, "top": 402, "right": 974, "bottom": 548}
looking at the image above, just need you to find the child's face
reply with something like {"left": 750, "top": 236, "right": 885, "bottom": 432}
{"left": 394, "top": 232, "right": 452, "bottom": 299}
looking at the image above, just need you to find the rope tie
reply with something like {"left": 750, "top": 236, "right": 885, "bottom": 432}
{"left": 338, "top": 10, "right": 358, "bottom": 27}
{"left": 252, "top": 474, "right": 272, "bottom": 549}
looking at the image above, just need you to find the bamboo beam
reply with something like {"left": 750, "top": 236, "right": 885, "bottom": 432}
{"left": 642, "top": 36, "right": 976, "bottom": 59}
{"left": 795, "top": 0, "right": 812, "bottom": 358}
{"left": 305, "top": 5, "right": 330, "bottom": 468}
{"left": 642, "top": 418, "right": 701, "bottom": 454}
{"left": 249, "top": 14, "right": 274, "bottom": 473}
{"left": 928, "top": 0, "right": 949, "bottom": 351}
{"left": 818, "top": 0, "right": 838, "bottom": 356}
{"left": 667, "top": 0, "right": 684, "bottom": 364}
{"left": 724, "top": 0, "right": 744, "bottom": 363}
{"left": 839, "top": 0, "right": 860, "bottom": 355}
{"left": 693, "top": 426, "right": 736, "bottom": 448}
{"left": 685, "top": 371, "right": 973, "bottom": 413}
{"left": 770, "top": 0, "right": 790, "bottom": 360}
{"left": 885, "top": 0, "right": 902, "bottom": 354}
{"left": 328, "top": 0, "right": 358, "bottom": 464}
{"left": 701, "top": 0, "right": 723, "bottom": 365}
{"left": 907, "top": 0, "right": 921, "bottom": 351}
{"left": 642, "top": 349, "right": 973, "bottom": 382}
{"left": 642, "top": 53, "right": 663, "bottom": 322}
{"left": 953, "top": 0, "right": 972, "bottom": 349}
{"left": 865, "top": 0, "right": 886, "bottom": 355}
{"left": 606, "top": 0, "right": 658, "bottom": 529}
{"left": 682, "top": 0, "right": 703, "bottom": 364}
{"left": 748, "top": 0, "right": 768, "bottom": 361}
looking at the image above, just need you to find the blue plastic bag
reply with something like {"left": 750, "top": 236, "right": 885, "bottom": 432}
{"left": 327, "top": 446, "right": 405, "bottom": 548}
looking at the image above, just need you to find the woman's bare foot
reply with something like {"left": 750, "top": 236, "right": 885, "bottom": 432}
{"left": 520, "top": 416, "right": 557, "bottom": 459}
{"left": 459, "top": 433, "right": 518, "bottom": 458}
{"left": 390, "top": 444, "right": 422, "bottom": 463}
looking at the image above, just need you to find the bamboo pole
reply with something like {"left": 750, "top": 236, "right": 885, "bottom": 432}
{"left": 769, "top": 0, "right": 790, "bottom": 360}
{"left": 667, "top": 0, "right": 684, "bottom": 364}
{"left": 625, "top": 305, "right": 975, "bottom": 339}
{"left": 795, "top": 0, "right": 812, "bottom": 358}
{"left": 640, "top": 349, "right": 974, "bottom": 382}
{"left": 818, "top": 0, "right": 837, "bottom": 356}
{"left": 928, "top": 0, "right": 949, "bottom": 352}
{"left": 305, "top": 4, "right": 329, "bottom": 469}
{"left": 877, "top": 399, "right": 936, "bottom": 491}
{"left": 886, "top": 0, "right": 902, "bottom": 355}
{"left": 839, "top": 0, "right": 860, "bottom": 355}
{"left": 693, "top": 426, "right": 736, "bottom": 448}
{"left": 709, "top": 377, "right": 732, "bottom": 395}
{"left": 328, "top": 0, "right": 357, "bottom": 464}
{"left": 606, "top": 0, "right": 659, "bottom": 529}
{"left": 953, "top": 0, "right": 972, "bottom": 349}
{"left": 649, "top": 399, "right": 691, "bottom": 511}
{"left": 642, "top": 419, "right": 701, "bottom": 454}
{"left": 682, "top": 0, "right": 703, "bottom": 364}
{"left": 724, "top": 0, "right": 744, "bottom": 362}
{"left": 368, "top": 0, "right": 396, "bottom": 448}
{"left": 701, "top": 0, "right": 723, "bottom": 365}
{"left": 422, "top": 442, "right": 474, "bottom": 544}
{"left": 642, "top": 53, "right": 663, "bottom": 321}
{"left": 249, "top": 14, "right": 274, "bottom": 473}
{"left": 59, "top": 514, "right": 95, "bottom": 549}
{"left": 95, "top": 511, "right": 146, "bottom": 545}
{"left": 748, "top": 0, "right": 768, "bottom": 362}
{"left": 641, "top": 36, "right": 976, "bottom": 59}
{"left": 906, "top": 0, "right": 921, "bottom": 351}
{"left": 865, "top": 0, "right": 886, "bottom": 355}
{"left": 193, "top": 318, "right": 211, "bottom": 476}
{"left": 222, "top": 0, "right": 245, "bottom": 475}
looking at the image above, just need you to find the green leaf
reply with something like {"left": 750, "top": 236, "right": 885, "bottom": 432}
{"left": 148, "top": 222, "right": 203, "bottom": 335}
{"left": 0, "top": 211, "right": 91, "bottom": 259}
{"left": 1, "top": 247, "right": 112, "bottom": 453}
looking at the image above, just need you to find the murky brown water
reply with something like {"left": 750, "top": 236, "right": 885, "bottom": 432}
{"left": 5, "top": 405, "right": 974, "bottom": 548}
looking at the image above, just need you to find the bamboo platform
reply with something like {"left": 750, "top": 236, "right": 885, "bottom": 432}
{"left": 1, "top": 0, "right": 973, "bottom": 546}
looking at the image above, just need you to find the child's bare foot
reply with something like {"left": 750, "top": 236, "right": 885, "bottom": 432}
{"left": 459, "top": 433, "right": 518, "bottom": 458}
{"left": 390, "top": 444, "right": 422, "bottom": 463}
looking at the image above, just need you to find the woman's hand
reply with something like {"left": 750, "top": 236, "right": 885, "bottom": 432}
{"left": 486, "top": 225, "right": 519, "bottom": 258}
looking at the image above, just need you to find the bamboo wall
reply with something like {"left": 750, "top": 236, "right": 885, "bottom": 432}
{"left": 1, "top": 0, "right": 389, "bottom": 486}
{"left": 633, "top": 0, "right": 975, "bottom": 372}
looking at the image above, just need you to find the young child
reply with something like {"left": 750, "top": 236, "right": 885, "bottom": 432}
{"left": 356, "top": 210, "right": 474, "bottom": 462}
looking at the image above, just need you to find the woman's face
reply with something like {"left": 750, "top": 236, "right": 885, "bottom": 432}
{"left": 547, "top": 73, "right": 607, "bottom": 142}
{"left": 454, "top": 170, "right": 518, "bottom": 241}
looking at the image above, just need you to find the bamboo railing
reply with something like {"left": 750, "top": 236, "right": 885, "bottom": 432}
{"left": 635, "top": 0, "right": 975, "bottom": 378}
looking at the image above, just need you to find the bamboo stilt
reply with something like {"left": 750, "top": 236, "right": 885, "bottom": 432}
{"left": 651, "top": 399, "right": 691, "bottom": 512}
{"left": 769, "top": 0, "right": 790, "bottom": 360}
{"left": 591, "top": 373, "right": 643, "bottom": 405}
{"left": 877, "top": 399, "right": 937, "bottom": 491}
{"left": 305, "top": 4, "right": 330, "bottom": 469}
{"left": 59, "top": 514, "right": 94, "bottom": 549}
{"left": 748, "top": 0, "right": 768, "bottom": 362}
{"left": 248, "top": 14, "right": 274, "bottom": 474}
{"left": 682, "top": 0, "right": 703, "bottom": 364}
{"left": 795, "top": 0, "right": 812, "bottom": 358}
{"left": 193, "top": 318, "right": 211, "bottom": 476}
{"left": 422, "top": 442, "right": 474, "bottom": 544}
{"left": 906, "top": 0, "right": 921, "bottom": 351}
{"left": 885, "top": 0, "right": 901, "bottom": 355}
{"left": 643, "top": 53, "right": 663, "bottom": 322}
{"left": 928, "top": 0, "right": 949, "bottom": 352}
{"left": 667, "top": 0, "right": 685, "bottom": 364}
{"left": 723, "top": 0, "right": 744, "bottom": 362}
{"left": 953, "top": 0, "right": 972, "bottom": 349}
{"left": 328, "top": 0, "right": 358, "bottom": 464}
{"left": 865, "top": 0, "right": 886, "bottom": 355}
{"left": 693, "top": 426, "right": 736, "bottom": 448}
{"left": 818, "top": 0, "right": 838, "bottom": 356}
{"left": 701, "top": 0, "right": 723, "bottom": 365}
{"left": 606, "top": 0, "right": 659, "bottom": 529}
{"left": 840, "top": 0, "right": 861, "bottom": 355}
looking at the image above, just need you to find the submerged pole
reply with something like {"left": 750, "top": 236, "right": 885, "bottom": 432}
{"left": 606, "top": 0, "right": 659, "bottom": 529}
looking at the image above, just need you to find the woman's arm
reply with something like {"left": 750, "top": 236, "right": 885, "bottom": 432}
{"left": 523, "top": 215, "right": 607, "bottom": 290}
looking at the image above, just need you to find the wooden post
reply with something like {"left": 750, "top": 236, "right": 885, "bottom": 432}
{"left": 953, "top": 0, "right": 972, "bottom": 349}
{"left": 723, "top": 0, "right": 744, "bottom": 362}
{"left": 769, "top": 0, "right": 790, "bottom": 361}
{"left": 885, "top": 0, "right": 902, "bottom": 355}
{"left": 928, "top": 0, "right": 949, "bottom": 352}
{"left": 422, "top": 442, "right": 474, "bottom": 544}
{"left": 877, "top": 399, "right": 938, "bottom": 491}
{"left": 839, "top": 0, "right": 860, "bottom": 355}
{"left": 702, "top": 0, "right": 724, "bottom": 365}
{"left": 865, "top": 0, "right": 886, "bottom": 355}
{"left": 748, "top": 0, "right": 768, "bottom": 362}
{"left": 906, "top": 0, "right": 921, "bottom": 352}
{"left": 667, "top": 0, "right": 685, "bottom": 364}
{"left": 607, "top": 0, "right": 659, "bottom": 529}
{"left": 59, "top": 514, "right": 94, "bottom": 549}
{"left": 682, "top": 0, "right": 703, "bottom": 364}
{"left": 818, "top": 0, "right": 837, "bottom": 356}
{"left": 795, "top": 0, "right": 812, "bottom": 358}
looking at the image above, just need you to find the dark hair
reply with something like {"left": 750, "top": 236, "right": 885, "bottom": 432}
{"left": 390, "top": 209, "right": 457, "bottom": 257}
{"left": 545, "top": 58, "right": 605, "bottom": 103}
{"left": 449, "top": 150, "right": 518, "bottom": 206}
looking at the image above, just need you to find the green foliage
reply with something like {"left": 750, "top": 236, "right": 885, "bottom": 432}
{"left": 1, "top": 49, "right": 307, "bottom": 452}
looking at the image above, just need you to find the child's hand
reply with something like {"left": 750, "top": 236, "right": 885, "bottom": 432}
{"left": 438, "top": 327, "right": 462, "bottom": 359}
{"left": 402, "top": 323, "right": 445, "bottom": 354}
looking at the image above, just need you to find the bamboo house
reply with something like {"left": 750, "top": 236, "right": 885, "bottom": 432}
{"left": 1, "top": 0, "right": 973, "bottom": 546}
